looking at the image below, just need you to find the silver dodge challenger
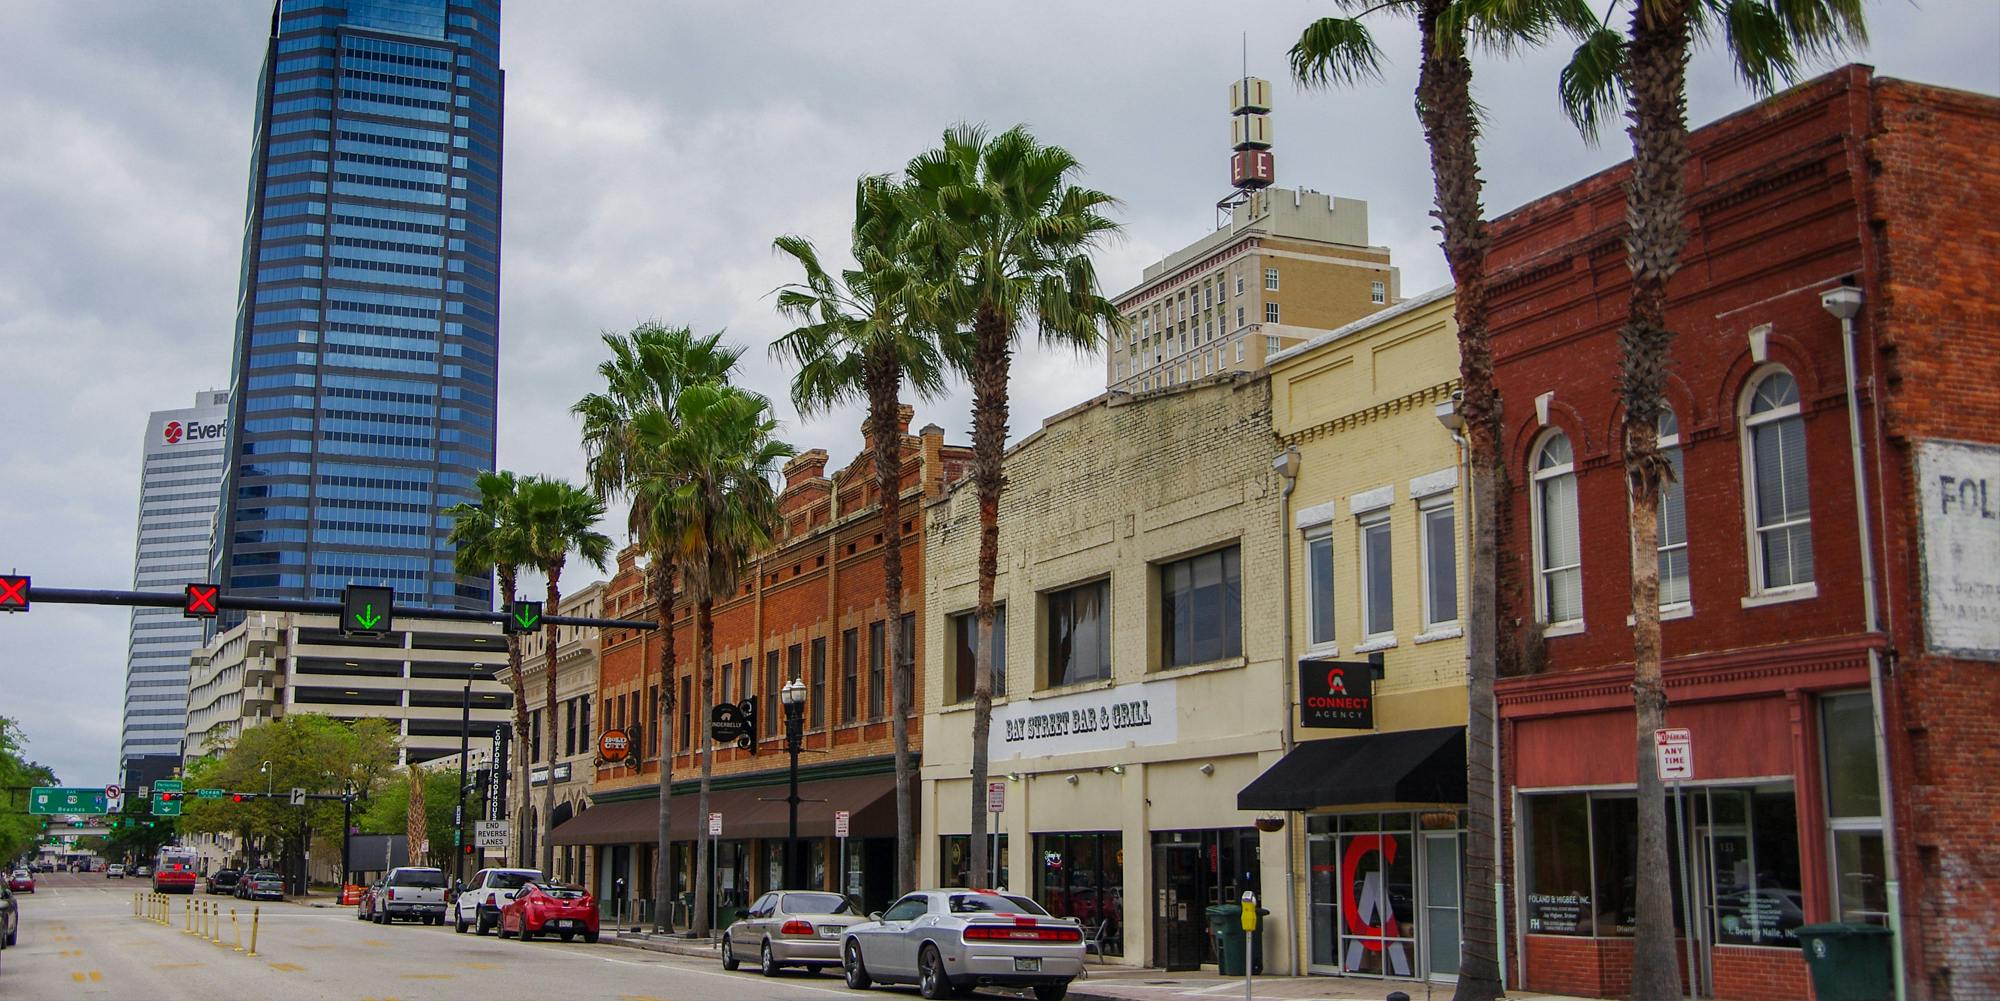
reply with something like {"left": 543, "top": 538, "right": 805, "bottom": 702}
{"left": 839, "top": 889, "right": 1085, "bottom": 1000}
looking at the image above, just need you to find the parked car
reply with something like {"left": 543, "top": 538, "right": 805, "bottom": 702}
{"left": 371, "top": 866, "right": 448, "bottom": 925}
{"left": 236, "top": 872, "right": 283, "bottom": 901}
{"left": 496, "top": 882, "right": 598, "bottom": 943}
{"left": 0, "top": 884, "right": 16, "bottom": 946}
{"left": 452, "top": 867, "right": 541, "bottom": 935}
{"left": 6, "top": 873, "right": 31, "bottom": 894}
{"left": 840, "top": 889, "right": 1083, "bottom": 1001}
{"left": 105, "top": 864, "right": 126, "bottom": 879}
{"left": 132, "top": 865, "right": 150, "bottom": 878}
{"left": 207, "top": 869, "right": 242, "bottom": 895}
{"left": 722, "top": 890, "right": 862, "bottom": 976}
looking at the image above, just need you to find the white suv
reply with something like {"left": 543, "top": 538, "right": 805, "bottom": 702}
{"left": 453, "top": 867, "right": 542, "bottom": 935}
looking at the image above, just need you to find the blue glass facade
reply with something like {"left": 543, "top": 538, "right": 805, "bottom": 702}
{"left": 214, "top": 0, "right": 501, "bottom": 615}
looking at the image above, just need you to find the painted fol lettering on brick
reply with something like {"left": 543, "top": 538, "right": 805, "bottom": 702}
{"left": 1918, "top": 440, "right": 2000, "bottom": 660}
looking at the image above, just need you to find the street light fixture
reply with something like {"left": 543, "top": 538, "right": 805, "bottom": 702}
{"left": 780, "top": 677, "right": 807, "bottom": 890}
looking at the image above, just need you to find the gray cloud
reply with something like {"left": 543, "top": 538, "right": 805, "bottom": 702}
{"left": 1, "top": 0, "right": 1993, "bottom": 785}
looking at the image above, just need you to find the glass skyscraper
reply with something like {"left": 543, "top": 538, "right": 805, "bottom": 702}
{"left": 214, "top": 0, "right": 502, "bottom": 616}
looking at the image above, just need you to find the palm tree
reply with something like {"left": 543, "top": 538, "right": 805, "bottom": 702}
{"left": 575, "top": 323, "right": 742, "bottom": 930}
{"left": 771, "top": 174, "right": 950, "bottom": 895}
{"left": 1558, "top": 3, "right": 1865, "bottom": 994}
{"left": 1292, "top": 3, "right": 1563, "bottom": 995}
{"left": 639, "top": 382, "right": 794, "bottom": 935}
{"left": 443, "top": 470, "right": 536, "bottom": 867}
{"left": 517, "top": 475, "right": 613, "bottom": 878}
{"left": 902, "top": 125, "right": 1122, "bottom": 884}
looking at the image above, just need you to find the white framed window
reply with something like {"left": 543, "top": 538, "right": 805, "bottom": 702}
{"left": 1532, "top": 430, "right": 1583, "bottom": 625}
{"left": 1743, "top": 368, "right": 1813, "bottom": 592}
{"left": 1370, "top": 280, "right": 1386, "bottom": 304}
{"left": 1234, "top": 273, "right": 1244, "bottom": 296}
{"left": 1264, "top": 267, "right": 1279, "bottom": 290}
{"left": 1306, "top": 531, "right": 1334, "bottom": 648}
{"left": 1235, "top": 341, "right": 1244, "bottom": 363}
{"left": 1264, "top": 335, "right": 1280, "bottom": 356}
{"left": 1656, "top": 407, "right": 1690, "bottom": 608}
{"left": 1265, "top": 302, "right": 1280, "bottom": 323}
{"left": 1359, "top": 512, "right": 1394, "bottom": 639}
{"left": 1420, "top": 498, "right": 1458, "bottom": 629}
{"left": 1235, "top": 306, "right": 1245, "bottom": 328}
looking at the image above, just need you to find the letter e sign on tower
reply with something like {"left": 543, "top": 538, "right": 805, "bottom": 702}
{"left": 341, "top": 584, "right": 395, "bottom": 637}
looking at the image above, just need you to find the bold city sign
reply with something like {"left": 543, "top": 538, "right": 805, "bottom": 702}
{"left": 29, "top": 788, "right": 107, "bottom": 815}
{"left": 989, "top": 679, "right": 1177, "bottom": 762}
{"left": 162, "top": 419, "right": 225, "bottom": 446}
{"left": 1917, "top": 440, "right": 2000, "bottom": 660}
{"left": 598, "top": 728, "right": 632, "bottom": 763}
{"left": 0, "top": 574, "right": 28, "bottom": 612}
{"left": 341, "top": 584, "right": 394, "bottom": 637}
{"left": 505, "top": 600, "right": 543, "bottom": 635}
{"left": 1656, "top": 727, "right": 1693, "bottom": 781}
{"left": 183, "top": 583, "right": 220, "bottom": 618}
{"left": 1300, "top": 657, "right": 1378, "bottom": 729}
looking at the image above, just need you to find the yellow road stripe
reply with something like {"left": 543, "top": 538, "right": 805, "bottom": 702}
{"left": 71, "top": 972, "right": 85, "bottom": 983}
{"left": 90, "top": 971, "right": 103, "bottom": 982}
{"left": 398, "top": 973, "right": 457, "bottom": 979}
{"left": 268, "top": 961, "right": 306, "bottom": 972}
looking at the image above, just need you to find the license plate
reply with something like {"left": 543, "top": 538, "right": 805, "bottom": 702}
{"left": 1014, "top": 958, "right": 1042, "bottom": 972}
{"left": 819, "top": 927, "right": 842, "bottom": 938}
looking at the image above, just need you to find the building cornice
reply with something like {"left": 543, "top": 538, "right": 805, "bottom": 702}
{"left": 1497, "top": 632, "right": 1884, "bottom": 717}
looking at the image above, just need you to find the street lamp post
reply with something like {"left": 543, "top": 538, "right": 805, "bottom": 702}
{"left": 780, "top": 677, "right": 807, "bottom": 891}
{"left": 453, "top": 663, "right": 480, "bottom": 885}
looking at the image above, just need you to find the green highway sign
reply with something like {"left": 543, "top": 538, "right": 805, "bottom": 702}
{"left": 197, "top": 788, "right": 223, "bottom": 799}
{"left": 29, "top": 787, "right": 109, "bottom": 815}
{"left": 342, "top": 584, "right": 395, "bottom": 637}
{"left": 152, "top": 792, "right": 183, "bottom": 817}
{"left": 154, "top": 779, "right": 183, "bottom": 793}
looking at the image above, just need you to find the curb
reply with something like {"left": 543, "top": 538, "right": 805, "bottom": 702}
{"left": 605, "top": 933, "right": 721, "bottom": 961}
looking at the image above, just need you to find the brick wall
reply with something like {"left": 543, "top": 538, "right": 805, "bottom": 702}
{"left": 1525, "top": 935, "right": 1813, "bottom": 1001}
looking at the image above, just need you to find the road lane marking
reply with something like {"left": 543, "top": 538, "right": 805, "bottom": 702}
{"left": 156, "top": 962, "right": 206, "bottom": 969}
{"left": 269, "top": 961, "right": 306, "bottom": 972}
{"left": 622, "top": 995, "right": 677, "bottom": 1001}
{"left": 362, "top": 939, "right": 390, "bottom": 947}
{"left": 398, "top": 973, "right": 456, "bottom": 979}
{"left": 457, "top": 961, "right": 497, "bottom": 969}
{"left": 585, "top": 953, "right": 856, "bottom": 996}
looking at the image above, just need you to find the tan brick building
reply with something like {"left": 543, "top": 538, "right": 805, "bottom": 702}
{"left": 553, "top": 409, "right": 972, "bottom": 921}
{"left": 919, "top": 377, "right": 1290, "bottom": 970}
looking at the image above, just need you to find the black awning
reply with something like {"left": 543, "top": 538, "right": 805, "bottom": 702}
{"left": 1237, "top": 725, "right": 1466, "bottom": 811}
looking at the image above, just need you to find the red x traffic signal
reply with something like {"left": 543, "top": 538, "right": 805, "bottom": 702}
{"left": 184, "top": 583, "right": 220, "bottom": 618}
{"left": 157, "top": 791, "right": 177, "bottom": 802}
{"left": 0, "top": 574, "right": 27, "bottom": 612}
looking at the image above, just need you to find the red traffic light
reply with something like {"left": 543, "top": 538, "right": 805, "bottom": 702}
{"left": 157, "top": 791, "right": 177, "bottom": 802}
{"left": 230, "top": 794, "right": 247, "bottom": 803}
{"left": 184, "top": 583, "right": 219, "bottom": 617}
{"left": 0, "top": 574, "right": 27, "bottom": 612}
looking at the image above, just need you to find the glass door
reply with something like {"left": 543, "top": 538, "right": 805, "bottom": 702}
{"left": 1337, "top": 815, "right": 1416, "bottom": 977}
{"left": 1421, "top": 832, "right": 1461, "bottom": 983}
{"left": 1308, "top": 823, "right": 1338, "bottom": 974}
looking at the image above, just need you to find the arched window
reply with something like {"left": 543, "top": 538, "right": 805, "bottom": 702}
{"left": 1656, "top": 408, "right": 1690, "bottom": 608}
{"left": 1743, "top": 369, "right": 1814, "bottom": 592}
{"left": 1532, "top": 431, "right": 1583, "bottom": 626}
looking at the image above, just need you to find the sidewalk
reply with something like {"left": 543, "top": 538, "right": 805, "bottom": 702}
{"left": 608, "top": 930, "right": 721, "bottom": 960}
{"left": 1068, "top": 971, "right": 1595, "bottom": 1001}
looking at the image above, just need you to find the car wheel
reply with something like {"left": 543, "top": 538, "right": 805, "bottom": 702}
{"left": 476, "top": 913, "right": 492, "bottom": 936}
{"left": 4, "top": 926, "right": 15, "bottom": 948}
{"left": 520, "top": 921, "right": 536, "bottom": 942}
{"left": 843, "top": 941, "right": 872, "bottom": 990}
{"left": 453, "top": 906, "right": 467, "bottom": 933}
{"left": 759, "top": 939, "right": 780, "bottom": 977}
{"left": 721, "top": 935, "right": 739, "bottom": 970}
{"left": 582, "top": 929, "right": 599, "bottom": 944}
{"left": 918, "top": 944, "right": 951, "bottom": 1000}
{"left": 1034, "top": 984, "right": 1070, "bottom": 1001}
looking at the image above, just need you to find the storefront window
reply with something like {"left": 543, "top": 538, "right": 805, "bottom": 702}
{"left": 1525, "top": 795, "right": 1592, "bottom": 936}
{"left": 1035, "top": 832, "right": 1124, "bottom": 956}
{"left": 940, "top": 834, "right": 1009, "bottom": 889}
{"left": 1821, "top": 692, "right": 1886, "bottom": 924}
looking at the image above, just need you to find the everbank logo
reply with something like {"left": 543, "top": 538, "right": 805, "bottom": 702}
{"left": 163, "top": 419, "right": 226, "bottom": 446}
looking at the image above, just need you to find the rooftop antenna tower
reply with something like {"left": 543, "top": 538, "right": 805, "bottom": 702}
{"left": 1219, "top": 33, "right": 1273, "bottom": 225}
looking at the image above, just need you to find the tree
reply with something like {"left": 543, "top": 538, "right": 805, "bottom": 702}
{"left": 1292, "top": 2, "right": 1564, "bottom": 994}
{"left": 0, "top": 719, "right": 56, "bottom": 865}
{"left": 517, "top": 475, "right": 613, "bottom": 878}
{"left": 575, "top": 322, "right": 743, "bottom": 931}
{"left": 771, "top": 174, "right": 950, "bottom": 895}
{"left": 444, "top": 470, "right": 536, "bottom": 867}
{"left": 1558, "top": 2, "right": 1865, "bottom": 994}
{"left": 902, "top": 125, "right": 1121, "bottom": 884}
{"left": 360, "top": 767, "right": 486, "bottom": 867}
{"left": 177, "top": 715, "right": 399, "bottom": 881}
{"left": 639, "top": 382, "right": 793, "bottom": 934}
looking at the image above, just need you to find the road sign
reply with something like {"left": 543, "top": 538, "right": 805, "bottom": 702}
{"left": 1656, "top": 727, "right": 1693, "bottom": 781}
{"left": 290, "top": 787, "right": 307, "bottom": 807}
{"left": 0, "top": 574, "right": 28, "bottom": 612}
{"left": 474, "top": 820, "right": 509, "bottom": 848}
{"left": 29, "top": 787, "right": 108, "bottom": 815}
{"left": 505, "top": 600, "right": 543, "bottom": 635}
{"left": 708, "top": 812, "right": 722, "bottom": 837}
{"left": 341, "top": 584, "right": 395, "bottom": 637}
{"left": 183, "top": 583, "right": 220, "bottom": 618}
{"left": 152, "top": 791, "right": 182, "bottom": 816}
{"left": 154, "top": 779, "right": 182, "bottom": 793}
{"left": 104, "top": 783, "right": 121, "bottom": 800}
{"left": 834, "top": 810, "right": 850, "bottom": 839}
{"left": 987, "top": 780, "right": 1006, "bottom": 813}
{"left": 196, "top": 788, "right": 223, "bottom": 799}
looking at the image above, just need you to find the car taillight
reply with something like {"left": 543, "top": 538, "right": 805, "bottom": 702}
{"left": 780, "top": 919, "right": 815, "bottom": 935}
{"left": 486, "top": 893, "right": 497, "bottom": 907}
{"left": 386, "top": 888, "right": 396, "bottom": 900}
{"left": 964, "top": 925, "right": 1083, "bottom": 942}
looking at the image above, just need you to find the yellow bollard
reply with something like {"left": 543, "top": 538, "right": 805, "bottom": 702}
{"left": 201, "top": 900, "right": 210, "bottom": 939}
{"left": 184, "top": 896, "right": 194, "bottom": 934}
{"left": 246, "top": 906, "right": 260, "bottom": 958}
{"left": 231, "top": 908, "right": 243, "bottom": 952}
{"left": 211, "top": 902, "right": 222, "bottom": 945}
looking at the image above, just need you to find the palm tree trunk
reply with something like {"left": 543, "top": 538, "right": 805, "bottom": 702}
{"left": 652, "top": 560, "right": 677, "bottom": 932}
{"left": 692, "top": 593, "right": 716, "bottom": 936}
{"left": 1411, "top": 4, "right": 1503, "bottom": 998}
{"left": 1620, "top": 2, "right": 1693, "bottom": 997}
{"left": 868, "top": 358, "right": 916, "bottom": 896}
{"left": 541, "top": 560, "right": 566, "bottom": 880}
{"left": 499, "top": 566, "right": 533, "bottom": 870}
{"left": 967, "top": 302, "right": 1009, "bottom": 886}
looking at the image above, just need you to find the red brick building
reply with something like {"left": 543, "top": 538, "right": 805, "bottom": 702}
{"left": 1485, "top": 67, "right": 1998, "bottom": 1000}
{"left": 551, "top": 408, "right": 973, "bottom": 921}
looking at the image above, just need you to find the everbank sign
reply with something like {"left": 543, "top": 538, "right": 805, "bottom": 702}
{"left": 161, "top": 418, "right": 226, "bottom": 447}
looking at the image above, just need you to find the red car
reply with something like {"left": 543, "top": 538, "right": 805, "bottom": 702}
{"left": 497, "top": 882, "right": 598, "bottom": 944}
{"left": 7, "top": 871, "right": 32, "bottom": 893}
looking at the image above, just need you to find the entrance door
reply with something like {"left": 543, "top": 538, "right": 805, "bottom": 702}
{"left": 1308, "top": 829, "right": 1339, "bottom": 973}
{"left": 1421, "top": 832, "right": 1461, "bottom": 983}
{"left": 1152, "top": 843, "right": 1204, "bottom": 971}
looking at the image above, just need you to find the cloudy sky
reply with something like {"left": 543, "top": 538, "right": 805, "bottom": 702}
{"left": 1, "top": 1, "right": 1993, "bottom": 785}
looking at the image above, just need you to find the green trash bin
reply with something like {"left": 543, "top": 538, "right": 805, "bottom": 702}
{"left": 1796, "top": 923, "right": 1895, "bottom": 1001}
{"left": 1206, "top": 905, "right": 1246, "bottom": 976}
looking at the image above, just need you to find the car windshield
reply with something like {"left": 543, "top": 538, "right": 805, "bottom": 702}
{"left": 390, "top": 869, "right": 446, "bottom": 888}
{"left": 534, "top": 884, "right": 587, "bottom": 900}
{"left": 948, "top": 893, "right": 1043, "bottom": 915}
{"left": 488, "top": 871, "right": 539, "bottom": 890}
{"left": 782, "top": 893, "right": 854, "bottom": 915}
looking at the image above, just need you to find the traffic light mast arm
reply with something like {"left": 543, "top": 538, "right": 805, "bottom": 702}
{"left": 20, "top": 585, "right": 658, "bottom": 630}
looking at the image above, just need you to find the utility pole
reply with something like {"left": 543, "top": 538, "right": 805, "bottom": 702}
{"left": 341, "top": 783, "right": 355, "bottom": 888}
{"left": 454, "top": 674, "right": 472, "bottom": 883}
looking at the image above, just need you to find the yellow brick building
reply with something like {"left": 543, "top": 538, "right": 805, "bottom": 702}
{"left": 1244, "top": 285, "right": 1475, "bottom": 985}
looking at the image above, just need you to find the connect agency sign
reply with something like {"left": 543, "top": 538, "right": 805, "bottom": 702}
{"left": 1300, "top": 657, "right": 1375, "bottom": 729}
{"left": 162, "top": 419, "right": 226, "bottom": 446}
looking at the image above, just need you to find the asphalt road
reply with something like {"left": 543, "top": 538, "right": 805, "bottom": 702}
{"left": 0, "top": 871, "right": 1014, "bottom": 1001}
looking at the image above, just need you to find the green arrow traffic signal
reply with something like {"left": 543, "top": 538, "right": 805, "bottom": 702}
{"left": 356, "top": 604, "right": 382, "bottom": 629}
{"left": 341, "top": 584, "right": 395, "bottom": 636}
{"left": 507, "top": 600, "right": 543, "bottom": 634}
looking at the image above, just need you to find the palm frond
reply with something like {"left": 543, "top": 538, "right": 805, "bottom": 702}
{"left": 1559, "top": 26, "right": 1628, "bottom": 143}
{"left": 1290, "top": 17, "right": 1385, "bottom": 89}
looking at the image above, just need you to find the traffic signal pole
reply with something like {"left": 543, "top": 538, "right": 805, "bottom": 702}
{"left": 16, "top": 585, "right": 657, "bottom": 631}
